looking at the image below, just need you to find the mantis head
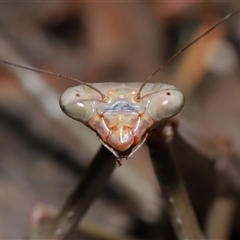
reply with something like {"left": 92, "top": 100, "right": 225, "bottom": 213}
{"left": 60, "top": 82, "right": 184, "bottom": 164}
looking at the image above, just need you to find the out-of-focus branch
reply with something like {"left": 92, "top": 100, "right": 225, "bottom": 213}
{"left": 205, "top": 197, "right": 236, "bottom": 239}
{"left": 146, "top": 120, "right": 206, "bottom": 240}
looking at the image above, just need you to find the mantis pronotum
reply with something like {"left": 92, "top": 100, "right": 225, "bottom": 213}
{"left": 0, "top": 9, "right": 239, "bottom": 166}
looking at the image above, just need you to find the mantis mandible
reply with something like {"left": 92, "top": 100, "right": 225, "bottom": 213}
{"left": 0, "top": 9, "right": 239, "bottom": 166}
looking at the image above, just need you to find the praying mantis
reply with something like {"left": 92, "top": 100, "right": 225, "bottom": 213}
{"left": 0, "top": 5, "right": 240, "bottom": 239}
{"left": 0, "top": 8, "right": 239, "bottom": 166}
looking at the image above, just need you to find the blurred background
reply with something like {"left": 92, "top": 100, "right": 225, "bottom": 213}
{"left": 0, "top": 1, "right": 240, "bottom": 239}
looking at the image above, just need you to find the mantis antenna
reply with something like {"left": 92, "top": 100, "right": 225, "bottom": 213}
{"left": 0, "top": 59, "right": 108, "bottom": 101}
{"left": 136, "top": 8, "right": 240, "bottom": 99}
{"left": 0, "top": 8, "right": 240, "bottom": 100}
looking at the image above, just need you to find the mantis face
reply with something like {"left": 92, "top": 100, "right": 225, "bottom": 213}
{"left": 60, "top": 82, "right": 184, "bottom": 161}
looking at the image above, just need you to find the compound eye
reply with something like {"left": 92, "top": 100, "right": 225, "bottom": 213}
{"left": 59, "top": 86, "right": 94, "bottom": 122}
{"left": 148, "top": 88, "right": 184, "bottom": 122}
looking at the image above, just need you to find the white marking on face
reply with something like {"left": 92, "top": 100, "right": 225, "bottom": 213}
{"left": 162, "top": 100, "right": 168, "bottom": 105}
{"left": 77, "top": 102, "right": 84, "bottom": 107}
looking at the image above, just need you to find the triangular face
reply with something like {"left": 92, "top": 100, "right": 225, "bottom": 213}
{"left": 60, "top": 82, "right": 184, "bottom": 164}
